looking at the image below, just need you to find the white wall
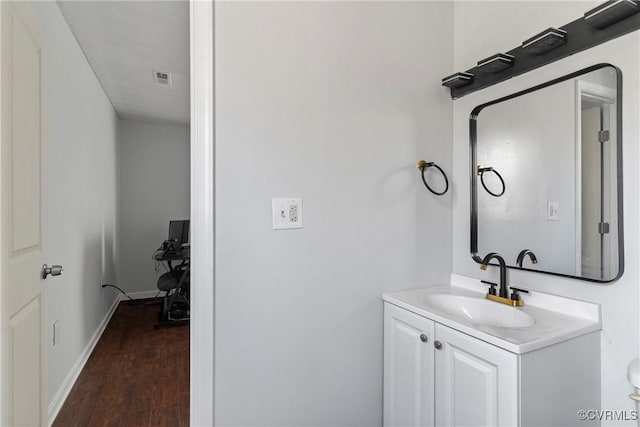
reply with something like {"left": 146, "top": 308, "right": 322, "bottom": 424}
{"left": 30, "top": 0, "right": 120, "bottom": 412}
{"left": 118, "top": 119, "right": 190, "bottom": 294}
{"left": 452, "top": 2, "right": 639, "bottom": 423}
{"left": 215, "top": 2, "right": 453, "bottom": 425}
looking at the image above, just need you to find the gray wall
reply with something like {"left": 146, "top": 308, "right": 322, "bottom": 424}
{"left": 118, "top": 119, "right": 190, "bottom": 294}
{"left": 32, "top": 1, "right": 120, "bottom": 411}
{"left": 214, "top": 2, "right": 453, "bottom": 425}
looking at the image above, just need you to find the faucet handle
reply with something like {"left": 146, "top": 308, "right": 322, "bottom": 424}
{"left": 481, "top": 280, "right": 497, "bottom": 296}
{"left": 509, "top": 286, "right": 529, "bottom": 301}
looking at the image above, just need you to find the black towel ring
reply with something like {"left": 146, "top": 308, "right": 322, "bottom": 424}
{"left": 477, "top": 166, "right": 505, "bottom": 197}
{"left": 417, "top": 160, "right": 449, "bottom": 196}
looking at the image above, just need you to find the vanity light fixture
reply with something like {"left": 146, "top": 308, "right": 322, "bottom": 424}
{"left": 521, "top": 27, "right": 568, "bottom": 55}
{"left": 584, "top": 0, "right": 640, "bottom": 29}
{"left": 476, "top": 53, "right": 515, "bottom": 73}
{"left": 441, "top": 72, "right": 473, "bottom": 89}
{"left": 443, "top": 1, "right": 640, "bottom": 99}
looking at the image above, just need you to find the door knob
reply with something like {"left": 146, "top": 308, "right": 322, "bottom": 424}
{"left": 420, "top": 334, "right": 428, "bottom": 343}
{"left": 434, "top": 340, "right": 442, "bottom": 350}
{"left": 42, "top": 264, "right": 63, "bottom": 279}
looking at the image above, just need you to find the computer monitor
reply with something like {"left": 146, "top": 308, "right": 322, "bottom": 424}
{"left": 168, "top": 220, "right": 190, "bottom": 246}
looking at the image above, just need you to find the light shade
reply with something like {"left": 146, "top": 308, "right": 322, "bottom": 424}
{"left": 522, "top": 28, "right": 568, "bottom": 55}
{"left": 477, "top": 53, "right": 515, "bottom": 73}
{"left": 584, "top": 0, "right": 640, "bottom": 29}
{"left": 441, "top": 72, "right": 474, "bottom": 88}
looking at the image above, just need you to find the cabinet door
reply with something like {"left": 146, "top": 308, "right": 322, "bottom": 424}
{"left": 383, "top": 303, "right": 435, "bottom": 427}
{"left": 434, "top": 324, "right": 518, "bottom": 427}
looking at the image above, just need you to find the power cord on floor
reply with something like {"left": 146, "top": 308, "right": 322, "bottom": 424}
{"left": 101, "top": 284, "right": 162, "bottom": 306}
{"left": 101, "top": 283, "right": 133, "bottom": 300}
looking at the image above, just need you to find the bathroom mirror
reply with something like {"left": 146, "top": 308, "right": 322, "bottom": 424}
{"left": 471, "top": 64, "right": 623, "bottom": 282}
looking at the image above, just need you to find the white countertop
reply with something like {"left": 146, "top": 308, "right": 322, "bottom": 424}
{"left": 382, "top": 276, "right": 601, "bottom": 355}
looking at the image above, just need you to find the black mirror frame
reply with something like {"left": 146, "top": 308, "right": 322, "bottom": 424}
{"left": 470, "top": 63, "right": 624, "bottom": 283}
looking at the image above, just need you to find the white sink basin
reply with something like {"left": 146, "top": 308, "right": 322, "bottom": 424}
{"left": 383, "top": 281, "right": 602, "bottom": 353}
{"left": 418, "top": 294, "right": 535, "bottom": 328}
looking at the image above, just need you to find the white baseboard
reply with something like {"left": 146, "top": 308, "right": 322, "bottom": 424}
{"left": 47, "top": 288, "right": 162, "bottom": 425}
{"left": 47, "top": 295, "right": 120, "bottom": 426}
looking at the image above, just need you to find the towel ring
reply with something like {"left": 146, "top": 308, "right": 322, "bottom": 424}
{"left": 417, "top": 160, "right": 449, "bottom": 196}
{"left": 477, "top": 166, "right": 505, "bottom": 197}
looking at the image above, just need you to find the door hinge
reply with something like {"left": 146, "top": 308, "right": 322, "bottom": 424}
{"left": 598, "top": 130, "right": 610, "bottom": 143}
{"left": 599, "top": 222, "right": 610, "bottom": 234}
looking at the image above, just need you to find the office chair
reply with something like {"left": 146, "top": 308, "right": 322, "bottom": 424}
{"left": 157, "top": 261, "right": 190, "bottom": 321}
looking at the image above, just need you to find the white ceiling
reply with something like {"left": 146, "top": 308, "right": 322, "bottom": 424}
{"left": 57, "top": 1, "right": 190, "bottom": 125}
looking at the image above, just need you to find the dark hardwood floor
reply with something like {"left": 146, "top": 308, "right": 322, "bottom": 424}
{"left": 52, "top": 300, "right": 189, "bottom": 427}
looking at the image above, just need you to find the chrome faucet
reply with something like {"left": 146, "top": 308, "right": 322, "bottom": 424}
{"left": 516, "top": 249, "right": 538, "bottom": 268}
{"left": 480, "top": 252, "right": 508, "bottom": 298}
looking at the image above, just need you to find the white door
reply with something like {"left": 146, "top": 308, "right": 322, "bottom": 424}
{"left": 434, "top": 324, "right": 518, "bottom": 427}
{"left": 1, "top": 2, "right": 48, "bottom": 425}
{"left": 575, "top": 80, "right": 617, "bottom": 281}
{"left": 581, "top": 106, "right": 603, "bottom": 279}
{"left": 383, "top": 303, "right": 435, "bottom": 427}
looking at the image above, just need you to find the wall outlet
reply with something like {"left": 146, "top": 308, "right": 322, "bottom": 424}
{"left": 272, "top": 198, "right": 303, "bottom": 230}
{"left": 53, "top": 320, "right": 61, "bottom": 346}
{"left": 547, "top": 201, "right": 559, "bottom": 221}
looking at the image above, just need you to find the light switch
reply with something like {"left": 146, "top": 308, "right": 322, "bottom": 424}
{"left": 272, "top": 198, "right": 303, "bottom": 230}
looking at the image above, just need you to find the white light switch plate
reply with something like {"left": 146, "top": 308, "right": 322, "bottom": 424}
{"left": 272, "top": 198, "right": 303, "bottom": 230}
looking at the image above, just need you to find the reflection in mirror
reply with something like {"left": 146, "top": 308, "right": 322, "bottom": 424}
{"left": 471, "top": 64, "right": 623, "bottom": 282}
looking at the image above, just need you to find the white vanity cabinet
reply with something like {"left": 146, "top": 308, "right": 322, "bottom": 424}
{"left": 383, "top": 302, "right": 435, "bottom": 427}
{"left": 433, "top": 320, "right": 518, "bottom": 426}
{"left": 383, "top": 301, "right": 600, "bottom": 427}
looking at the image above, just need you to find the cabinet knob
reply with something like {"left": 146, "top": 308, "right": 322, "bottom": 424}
{"left": 434, "top": 340, "right": 442, "bottom": 350}
{"left": 420, "top": 334, "right": 428, "bottom": 343}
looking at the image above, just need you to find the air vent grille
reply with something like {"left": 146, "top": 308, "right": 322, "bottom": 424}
{"left": 153, "top": 69, "right": 172, "bottom": 86}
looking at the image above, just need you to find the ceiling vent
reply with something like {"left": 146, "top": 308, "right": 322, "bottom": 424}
{"left": 153, "top": 69, "right": 172, "bottom": 86}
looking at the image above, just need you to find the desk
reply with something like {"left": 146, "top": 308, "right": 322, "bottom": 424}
{"left": 153, "top": 247, "right": 190, "bottom": 328}
{"left": 154, "top": 246, "right": 190, "bottom": 262}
